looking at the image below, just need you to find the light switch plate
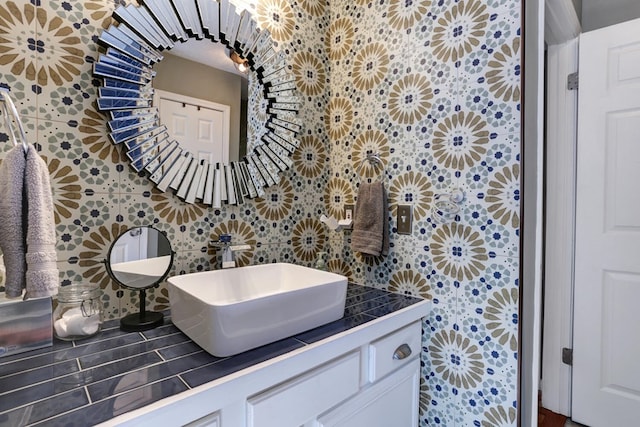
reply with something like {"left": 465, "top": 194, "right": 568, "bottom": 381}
{"left": 397, "top": 205, "right": 412, "bottom": 235}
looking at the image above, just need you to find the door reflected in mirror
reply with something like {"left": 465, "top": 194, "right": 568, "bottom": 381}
{"left": 153, "top": 41, "right": 251, "bottom": 164}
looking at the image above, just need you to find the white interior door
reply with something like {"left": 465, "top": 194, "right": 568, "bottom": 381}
{"left": 156, "top": 89, "right": 230, "bottom": 164}
{"left": 110, "top": 228, "right": 148, "bottom": 264}
{"left": 573, "top": 17, "right": 640, "bottom": 426}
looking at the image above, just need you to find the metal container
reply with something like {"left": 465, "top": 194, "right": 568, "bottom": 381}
{"left": 0, "top": 296, "right": 52, "bottom": 358}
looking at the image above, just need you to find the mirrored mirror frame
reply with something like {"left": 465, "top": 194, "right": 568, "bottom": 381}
{"left": 93, "top": 0, "right": 301, "bottom": 206}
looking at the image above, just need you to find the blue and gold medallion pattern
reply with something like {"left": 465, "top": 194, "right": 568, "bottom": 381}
{"left": 327, "top": 0, "right": 520, "bottom": 424}
{"left": 0, "top": 0, "right": 520, "bottom": 425}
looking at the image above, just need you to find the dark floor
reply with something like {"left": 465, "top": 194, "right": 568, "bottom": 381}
{"left": 538, "top": 393, "right": 587, "bottom": 427}
{"left": 539, "top": 406, "right": 568, "bottom": 427}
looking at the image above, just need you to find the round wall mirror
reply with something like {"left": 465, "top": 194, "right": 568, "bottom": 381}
{"left": 94, "top": 0, "right": 301, "bottom": 207}
{"left": 105, "top": 226, "right": 174, "bottom": 332}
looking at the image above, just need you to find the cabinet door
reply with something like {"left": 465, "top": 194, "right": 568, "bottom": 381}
{"left": 248, "top": 352, "right": 360, "bottom": 427}
{"left": 183, "top": 411, "right": 220, "bottom": 427}
{"left": 316, "top": 359, "right": 420, "bottom": 427}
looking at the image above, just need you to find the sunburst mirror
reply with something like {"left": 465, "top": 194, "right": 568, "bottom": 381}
{"left": 93, "top": 0, "right": 300, "bottom": 206}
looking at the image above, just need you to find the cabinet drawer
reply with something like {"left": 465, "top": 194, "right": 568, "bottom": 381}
{"left": 247, "top": 352, "right": 360, "bottom": 427}
{"left": 368, "top": 321, "right": 421, "bottom": 382}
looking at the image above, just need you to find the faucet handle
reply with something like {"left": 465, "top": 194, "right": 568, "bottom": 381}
{"left": 209, "top": 234, "right": 232, "bottom": 248}
{"left": 230, "top": 244, "right": 252, "bottom": 252}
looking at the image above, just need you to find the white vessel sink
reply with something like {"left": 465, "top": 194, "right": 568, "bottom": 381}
{"left": 167, "top": 263, "right": 348, "bottom": 357}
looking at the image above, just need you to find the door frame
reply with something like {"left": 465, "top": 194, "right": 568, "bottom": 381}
{"left": 540, "top": 0, "right": 581, "bottom": 417}
{"left": 541, "top": 37, "right": 578, "bottom": 416}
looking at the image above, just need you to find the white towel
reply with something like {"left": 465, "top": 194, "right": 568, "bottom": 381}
{"left": 0, "top": 145, "right": 27, "bottom": 297}
{"left": 24, "top": 145, "right": 58, "bottom": 299}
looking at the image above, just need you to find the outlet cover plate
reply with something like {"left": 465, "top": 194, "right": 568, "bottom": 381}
{"left": 397, "top": 205, "right": 412, "bottom": 235}
{"left": 344, "top": 204, "right": 354, "bottom": 221}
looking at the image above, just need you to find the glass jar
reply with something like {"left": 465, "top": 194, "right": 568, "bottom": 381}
{"left": 53, "top": 284, "right": 103, "bottom": 341}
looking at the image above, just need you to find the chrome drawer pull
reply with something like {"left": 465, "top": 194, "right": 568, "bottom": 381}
{"left": 392, "top": 343, "right": 412, "bottom": 360}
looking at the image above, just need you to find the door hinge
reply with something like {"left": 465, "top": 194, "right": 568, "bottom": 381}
{"left": 567, "top": 72, "right": 579, "bottom": 90}
{"left": 562, "top": 347, "right": 573, "bottom": 366}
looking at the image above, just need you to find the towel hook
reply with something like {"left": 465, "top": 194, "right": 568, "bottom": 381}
{"left": 0, "top": 88, "right": 29, "bottom": 154}
{"left": 430, "top": 189, "right": 465, "bottom": 224}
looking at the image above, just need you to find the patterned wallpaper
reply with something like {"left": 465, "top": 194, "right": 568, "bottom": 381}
{"left": 0, "top": 0, "right": 521, "bottom": 426}
{"left": 322, "top": 0, "right": 521, "bottom": 424}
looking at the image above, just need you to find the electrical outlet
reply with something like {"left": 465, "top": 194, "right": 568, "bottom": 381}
{"left": 344, "top": 204, "right": 354, "bottom": 220}
{"left": 397, "top": 205, "right": 412, "bottom": 235}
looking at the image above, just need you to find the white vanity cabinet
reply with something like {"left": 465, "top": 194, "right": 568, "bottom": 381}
{"left": 314, "top": 321, "right": 422, "bottom": 427}
{"left": 247, "top": 352, "right": 361, "bottom": 426}
{"left": 247, "top": 321, "right": 422, "bottom": 427}
{"left": 314, "top": 360, "right": 420, "bottom": 427}
{"left": 102, "top": 300, "right": 429, "bottom": 427}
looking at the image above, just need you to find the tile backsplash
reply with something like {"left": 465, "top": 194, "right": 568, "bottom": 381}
{"left": 0, "top": 0, "right": 521, "bottom": 425}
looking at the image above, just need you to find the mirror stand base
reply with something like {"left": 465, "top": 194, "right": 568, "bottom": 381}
{"left": 120, "top": 311, "right": 164, "bottom": 332}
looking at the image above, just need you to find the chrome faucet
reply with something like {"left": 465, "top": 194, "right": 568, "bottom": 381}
{"left": 209, "top": 234, "right": 251, "bottom": 269}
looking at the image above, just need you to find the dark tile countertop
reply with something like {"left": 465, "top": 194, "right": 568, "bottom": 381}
{"left": 0, "top": 284, "right": 422, "bottom": 427}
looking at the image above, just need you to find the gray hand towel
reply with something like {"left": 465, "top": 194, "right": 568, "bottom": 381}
{"left": 0, "top": 145, "right": 27, "bottom": 298}
{"left": 351, "top": 181, "right": 389, "bottom": 257}
{"left": 24, "top": 145, "right": 58, "bottom": 299}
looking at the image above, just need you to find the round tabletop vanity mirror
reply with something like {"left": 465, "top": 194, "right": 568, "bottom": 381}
{"left": 105, "top": 226, "right": 174, "bottom": 332}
